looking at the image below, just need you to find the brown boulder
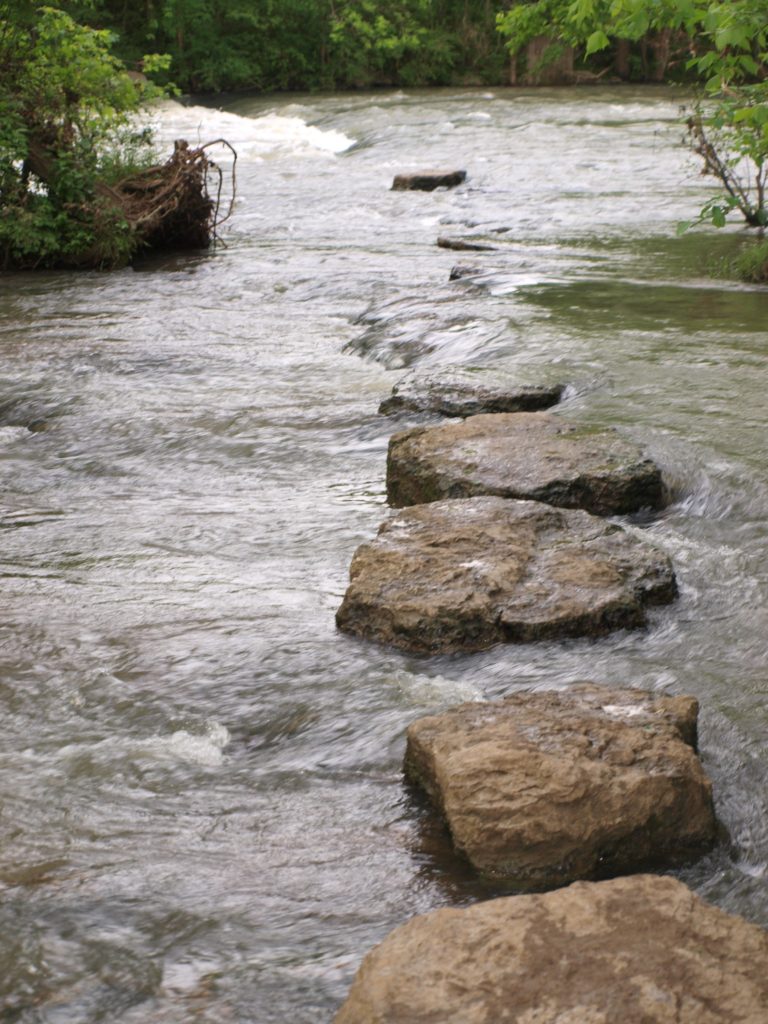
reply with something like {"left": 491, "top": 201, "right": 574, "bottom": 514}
{"left": 379, "top": 369, "right": 564, "bottom": 418}
{"left": 391, "top": 170, "right": 467, "bottom": 191}
{"left": 335, "top": 497, "right": 676, "bottom": 654}
{"left": 405, "top": 684, "right": 716, "bottom": 885}
{"left": 333, "top": 875, "right": 768, "bottom": 1024}
{"left": 387, "top": 411, "right": 664, "bottom": 515}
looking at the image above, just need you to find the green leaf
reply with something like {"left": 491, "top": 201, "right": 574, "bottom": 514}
{"left": 585, "top": 29, "right": 610, "bottom": 55}
{"left": 738, "top": 55, "right": 759, "bottom": 76}
{"left": 711, "top": 206, "right": 727, "bottom": 228}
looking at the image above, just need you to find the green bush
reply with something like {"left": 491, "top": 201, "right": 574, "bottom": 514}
{"left": 0, "top": 3, "right": 166, "bottom": 269}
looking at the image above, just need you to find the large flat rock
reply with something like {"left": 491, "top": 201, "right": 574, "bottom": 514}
{"left": 335, "top": 497, "right": 676, "bottom": 653}
{"left": 387, "top": 411, "right": 665, "bottom": 515}
{"left": 405, "top": 684, "right": 716, "bottom": 885}
{"left": 379, "top": 368, "right": 564, "bottom": 418}
{"left": 333, "top": 875, "right": 768, "bottom": 1024}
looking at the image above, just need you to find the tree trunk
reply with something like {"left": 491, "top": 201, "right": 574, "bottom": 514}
{"left": 649, "top": 28, "right": 671, "bottom": 82}
{"left": 509, "top": 51, "right": 517, "bottom": 85}
{"left": 615, "top": 39, "right": 631, "bottom": 80}
{"left": 521, "top": 36, "right": 574, "bottom": 86}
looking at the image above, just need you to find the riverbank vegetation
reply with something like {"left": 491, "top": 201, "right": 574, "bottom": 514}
{"left": 70, "top": 0, "right": 767, "bottom": 100}
{"left": 2, "top": 1, "right": 766, "bottom": 275}
{"left": 0, "top": 2, "right": 227, "bottom": 269}
{"left": 70, "top": 1, "right": 510, "bottom": 93}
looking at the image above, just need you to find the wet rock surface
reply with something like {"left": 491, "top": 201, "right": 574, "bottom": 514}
{"left": 437, "top": 235, "right": 497, "bottom": 251}
{"left": 335, "top": 497, "right": 676, "bottom": 654}
{"left": 333, "top": 874, "right": 768, "bottom": 1024}
{"left": 391, "top": 170, "right": 467, "bottom": 191}
{"left": 379, "top": 368, "right": 564, "bottom": 418}
{"left": 405, "top": 683, "right": 716, "bottom": 885}
{"left": 387, "top": 411, "right": 665, "bottom": 515}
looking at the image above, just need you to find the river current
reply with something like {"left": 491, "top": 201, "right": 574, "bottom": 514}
{"left": 1, "top": 87, "right": 767, "bottom": 1022}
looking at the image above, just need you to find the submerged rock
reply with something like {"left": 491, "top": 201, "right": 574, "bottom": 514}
{"left": 335, "top": 496, "right": 676, "bottom": 654}
{"left": 379, "top": 368, "right": 564, "bottom": 417}
{"left": 333, "top": 875, "right": 768, "bottom": 1024}
{"left": 405, "top": 683, "right": 716, "bottom": 885}
{"left": 437, "top": 236, "right": 497, "bottom": 251}
{"left": 391, "top": 170, "right": 467, "bottom": 191}
{"left": 387, "top": 411, "right": 665, "bottom": 515}
{"left": 448, "top": 263, "right": 484, "bottom": 280}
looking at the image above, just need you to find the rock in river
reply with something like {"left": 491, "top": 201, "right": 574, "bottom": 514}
{"left": 379, "top": 368, "right": 564, "bottom": 418}
{"left": 405, "top": 683, "right": 716, "bottom": 885}
{"left": 335, "top": 496, "right": 676, "bottom": 654}
{"left": 437, "top": 235, "right": 497, "bottom": 251}
{"left": 391, "top": 169, "right": 467, "bottom": 191}
{"left": 333, "top": 875, "right": 768, "bottom": 1024}
{"left": 387, "top": 411, "right": 665, "bottom": 515}
{"left": 448, "top": 263, "right": 485, "bottom": 279}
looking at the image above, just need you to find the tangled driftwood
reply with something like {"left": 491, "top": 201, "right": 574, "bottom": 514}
{"left": 102, "top": 137, "right": 237, "bottom": 253}
{"left": 22, "top": 134, "right": 236, "bottom": 268}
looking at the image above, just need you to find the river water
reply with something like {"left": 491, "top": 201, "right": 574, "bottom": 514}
{"left": 1, "top": 86, "right": 767, "bottom": 1022}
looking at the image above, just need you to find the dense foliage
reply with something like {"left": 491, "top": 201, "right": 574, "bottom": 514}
{"left": 78, "top": 0, "right": 507, "bottom": 93}
{"left": 0, "top": 1, "right": 170, "bottom": 268}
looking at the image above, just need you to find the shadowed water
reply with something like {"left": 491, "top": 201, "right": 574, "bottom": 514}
{"left": 1, "top": 86, "right": 767, "bottom": 1022}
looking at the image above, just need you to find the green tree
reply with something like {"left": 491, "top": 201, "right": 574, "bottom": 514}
{"left": 497, "top": 1, "right": 768, "bottom": 231}
{"left": 0, "top": 2, "right": 170, "bottom": 268}
{"left": 327, "top": 0, "right": 430, "bottom": 85}
{"left": 84, "top": 0, "right": 508, "bottom": 92}
{"left": 154, "top": 0, "right": 330, "bottom": 92}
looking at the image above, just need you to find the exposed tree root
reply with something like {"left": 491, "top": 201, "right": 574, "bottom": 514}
{"left": 19, "top": 136, "right": 236, "bottom": 269}
{"left": 104, "top": 137, "right": 237, "bottom": 254}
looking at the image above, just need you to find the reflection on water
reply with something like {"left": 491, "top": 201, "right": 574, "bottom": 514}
{"left": 1, "top": 86, "right": 767, "bottom": 1022}
{"left": 518, "top": 277, "right": 768, "bottom": 332}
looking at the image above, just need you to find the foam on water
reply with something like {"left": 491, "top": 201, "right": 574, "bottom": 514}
{"left": 151, "top": 101, "right": 355, "bottom": 159}
{"left": 393, "top": 670, "right": 484, "bottom": 706}
{"left": 144, "top": 721, "right": 231, "bottom": 766}
{"left": 55, "top": 721, "right": 231, "bottom": 769}
{"left": 0, "top": 426, "right": 30, "bottom": 446}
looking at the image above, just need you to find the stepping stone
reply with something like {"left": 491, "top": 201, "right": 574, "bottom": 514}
{"left": 405, "top": 684, "right": 716, "bottom": 886}
{"left": 391, "top": 170, "right": 467, "bottom": 191}
{"left": 387, "top": 412, "right": 665, "bottom": 515}
{"left": 379, "top": 368, "right": 564, "bottom": 417}
{"left": 333, "top": 875, "right": 768, "bottom": 1024}
{"left": 335, "top": 496, "right": 676, "bottom": 654}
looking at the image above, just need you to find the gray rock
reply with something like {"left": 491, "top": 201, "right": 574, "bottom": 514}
{"left": 387, "top": 412, "right": 665, "bottom": 515}
{"left": 405, "top": 684, "right": 716, "bottom": 886}
{"left": 333, "top": 875, "right": 768, "bottom": 1024}
{"left": 391, "top": 170, "right": 467, "bottom": 191}
{"left": 335, "top": 496, "right": 676, "bottom": 654}
{"left": 379, "top": 368, "right": 564, "bottom": 417}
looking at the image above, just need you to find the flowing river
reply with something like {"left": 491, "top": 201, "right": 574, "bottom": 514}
{"left": 1, "top": 86, "right": 767, "bottom": 1022}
